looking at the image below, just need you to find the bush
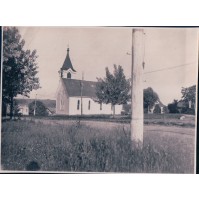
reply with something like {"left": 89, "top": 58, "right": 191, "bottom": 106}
{"left": 168, "top": 100, "right": 179, "bottom": 113}
{"left": 153, "top": 104, "right": 161, "bottom": 114}
{"left": 181, "top": 107, "right": 195, "bottom": 115}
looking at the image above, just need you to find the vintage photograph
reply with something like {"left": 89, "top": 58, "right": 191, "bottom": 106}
{"left": 1, "top": 27, "right": 197, "bottom": 173}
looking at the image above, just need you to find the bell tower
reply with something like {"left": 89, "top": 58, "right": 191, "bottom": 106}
{"left": 59, "top": 48, "right": 76, "bottom": 79}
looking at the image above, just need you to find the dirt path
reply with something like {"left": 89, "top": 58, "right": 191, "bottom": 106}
{"left": 27, "top": 118, "right": 196, "bottom": 137}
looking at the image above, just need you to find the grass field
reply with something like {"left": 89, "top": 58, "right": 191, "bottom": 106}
{"left": 22, "top": 113, "right": 196, "bottom": 127}
{"left": 1, "top": 117, "right": 195, "bottom": 173}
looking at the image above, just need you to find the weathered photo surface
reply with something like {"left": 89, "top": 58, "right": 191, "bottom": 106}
{"left": 1, "top": 27, "right": 198, "bottom": 173}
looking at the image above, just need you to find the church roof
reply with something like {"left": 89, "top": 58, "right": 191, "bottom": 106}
{"left": 62, "top": 78, "right": 97, "bottom": 98}
{"left": 61, "top": 48, "right": 76, "bottom": 72}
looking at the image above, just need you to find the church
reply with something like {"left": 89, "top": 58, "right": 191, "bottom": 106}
{"left": 56, "top": 48, "right": 123, "bottom": 115}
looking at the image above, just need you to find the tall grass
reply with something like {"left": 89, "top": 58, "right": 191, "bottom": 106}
{"left": 1, "top": 120, "right": 194, "bottom": 173}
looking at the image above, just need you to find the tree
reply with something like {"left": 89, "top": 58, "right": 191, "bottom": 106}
{"left": 144, "top": 87, "right": 159, "bottom": 113}
{"left": 13, "top": 100, "right": 21, "bottom": 118}
{"left": 3, "top": 27, "right": 40, "bottom": 119}
{"left": 96, "top": 65, "right": 131, "bottom": 117}
{"left": 168, "top": 99, "right": 179, "bottom": 113}
{"left": 181, "top": 85, "right": 196, "bottom": 113}
{"left": 29, "top": 101, "right": 48, "bottom": 116}
{"left": 181, "top": 85, "right": 196, "bottom": 104}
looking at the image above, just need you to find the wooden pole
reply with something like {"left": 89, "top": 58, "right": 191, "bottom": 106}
{"left": 80, "top": 72, "right": 83, "bottom": 115}
{"left": 34, "top": 94, "right": 37, "bottom": 116}
{"left": 131, "top": 29, "right": 144, "bottom": 145}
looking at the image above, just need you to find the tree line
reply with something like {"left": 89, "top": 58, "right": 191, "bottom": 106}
{"left": 96, "top": 65, "right": 196, "bottom": 115}
{"left": 168, "top": 85, "right": 196, "bottom": 114}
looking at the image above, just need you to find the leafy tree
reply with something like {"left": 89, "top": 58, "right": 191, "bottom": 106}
{"left": 2, "top": 27, "right": 40, "bottom": 119}
{"left": 144, "top": 87, "right": 159, "bottom": 113}
{"left": 29, "top": 101, "right": 48, "bottom": 116}
{"left": 168, "top": 99, "right": 179, "bottom": 113}
{"left": 181, "top": 85, "right": 196, "bottom": 111}
{"left": 96, "top": 65, "right": 131, "bottom": 117}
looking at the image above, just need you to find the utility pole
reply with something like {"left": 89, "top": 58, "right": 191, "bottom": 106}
{"left": 34, "top": 94, "right": 37, "bottom": 116}
{"left": 80, "top": 72, "right": 84, "bottom": 116}
{"left": 131, "top": 29, "right": 144, "bottom": 145}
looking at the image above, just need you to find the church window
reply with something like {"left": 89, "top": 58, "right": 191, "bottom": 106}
{"left": 67, "top": 72, "right": 71, "bottom": 79}
{"left": 88, "top": 100, "right": 91, "bottom": 110}
{"left": 77, "top": 100, "right": 80, "bottom": 110}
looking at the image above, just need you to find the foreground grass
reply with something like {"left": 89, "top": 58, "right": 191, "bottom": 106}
{"left": 1, "top": 120, "right": 195, "bottom": 173}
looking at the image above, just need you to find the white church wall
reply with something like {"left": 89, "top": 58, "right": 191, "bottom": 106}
{"left": 69, "top": 97, "right": 122, "bottom": 115}
{"left": 56, "top": 81, "right": 69, "bottom": 115}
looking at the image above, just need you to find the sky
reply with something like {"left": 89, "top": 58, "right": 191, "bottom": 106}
{"left": 17, "top": 27, "right": 198, "bottom": 105}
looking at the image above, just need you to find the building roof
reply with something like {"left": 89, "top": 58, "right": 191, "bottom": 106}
{"left": 15, "top": 99, "right": 33, "bottom": 105}
{"left": 61, "top": 48, "right": 76, "bottom": 72}
{"left": 62, "top": 78, "right": 97, "bottom": 98}
{"left": 15, "top": 99, "right": 56, "bottom": 108}
{"left": 155, "top": 99, "right": 165, "bottom": 107}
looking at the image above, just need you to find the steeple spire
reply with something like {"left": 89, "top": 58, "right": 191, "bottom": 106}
{"left": 61, "top": 48, "right": 76, "bottom": 72}
{"left": 60, "top": 47, "right": 77, "bottom": 79}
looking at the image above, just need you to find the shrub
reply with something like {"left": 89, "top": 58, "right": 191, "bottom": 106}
{"left": 153, "top": 104, "right": 161, "bottom": 114}
{"left": 181, "top": 107, "right": 195, "bottom": 115}
{"left": 168, "top": 100, "right": 179, "bottom": 113}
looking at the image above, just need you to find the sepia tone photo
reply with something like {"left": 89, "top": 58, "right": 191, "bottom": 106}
{"left": 1, "top": 27, "right": 198, "bottom": 173}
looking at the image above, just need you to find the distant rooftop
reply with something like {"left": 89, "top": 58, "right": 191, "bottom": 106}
{"left": 15, "top": 98, "right": 56, "bottom": 108}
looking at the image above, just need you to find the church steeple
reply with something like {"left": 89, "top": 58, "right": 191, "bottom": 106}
{"left": 60, "top": 48, "right": 76, "bottom": 79}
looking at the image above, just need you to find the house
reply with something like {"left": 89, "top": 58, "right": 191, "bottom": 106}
{"left": 15, "top": 98, "right": 56, "bottom": 116}
{"left": 123, "top": 99, "right": 166, "bottom": 115}
{"left": 56, "top": 48, "right": 123, "bottom": 115}
{"left": 148, "top": 100, "right": 165, "bottom": 114}
{"left": 18, "top": 103, "right": 29, "bottom": 115}
{"left": 43, "top": 99, "right": 56, "bottom": 115}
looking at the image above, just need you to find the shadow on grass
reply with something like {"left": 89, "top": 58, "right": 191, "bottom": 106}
{"left": 26, "top": 161, "right": 40, "bottom": 171}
